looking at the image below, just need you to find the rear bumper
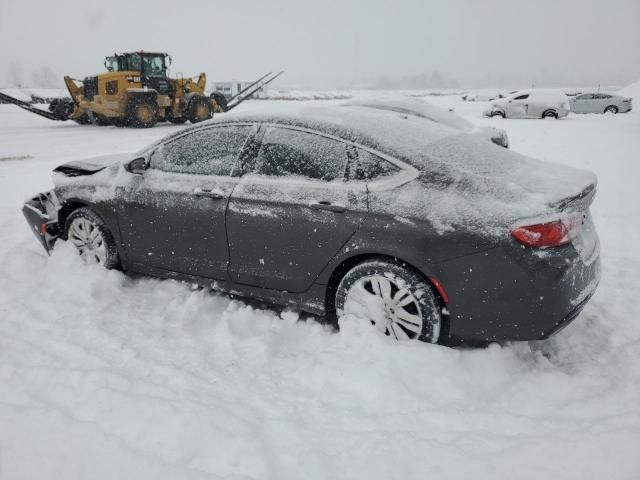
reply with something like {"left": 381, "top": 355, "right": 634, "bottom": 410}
{"left": 22, "top": 192, "right": 61, "bottom": 253}
{"left": 435, "top": 238, "right": 601, "bottom": 345}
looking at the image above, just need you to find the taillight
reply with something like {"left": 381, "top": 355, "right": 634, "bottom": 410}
{"left": 511, "top": 213, "right": 584, "bottom": 248}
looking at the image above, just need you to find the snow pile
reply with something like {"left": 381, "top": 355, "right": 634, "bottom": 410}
{"left": 0, "top": 87, "right": 67, "bottom": 103}
{"left": 1, "top": 100, "right": 640, "bottom": 479}
{"left": 619, "top": 79, "right": 640, "bottom": 102}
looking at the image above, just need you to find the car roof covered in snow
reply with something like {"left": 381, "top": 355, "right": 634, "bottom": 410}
{"left": 156, "top": 104, "right": 463, "bottom": 167}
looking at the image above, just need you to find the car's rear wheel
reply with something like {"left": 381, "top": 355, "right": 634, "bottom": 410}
{"left": 604, "top": 105, "right": 618, "bottom": 114}
{"left": 542, "top": 109, "right": 558, "bottom": 119}
{"left": 65, "top": 207, "right": 120, "bottom": 269}
{"left": 335, "top": 259, "right": 442, "bottom": 343}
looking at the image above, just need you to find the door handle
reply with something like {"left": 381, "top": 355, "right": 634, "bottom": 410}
{"left": 193, "top": 187, "right": 224, "bottom": 199}
{"left": 309, "top": 200, "right": 346, "bottom": 213}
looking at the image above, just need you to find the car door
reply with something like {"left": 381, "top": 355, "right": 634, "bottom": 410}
{"left": 572, "top": 94, "right": 593, "bottom": 113}
{"left": 592, "top": 93, "right": 610, "bottom": 113}
{"left": 116, "top": 124, "right": 254, "bottom": 279}
{"left": 506, "top": 94, "right": 530, "bottom": 117}
{"left": 226, "top": 125, "right": 367, "bottom": 292}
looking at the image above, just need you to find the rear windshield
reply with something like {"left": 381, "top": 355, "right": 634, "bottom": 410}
{"left": 420, "top": 134, "right": 523, "bottom": 178}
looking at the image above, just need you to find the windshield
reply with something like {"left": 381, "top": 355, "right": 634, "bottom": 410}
{"left": 105, "top": 56, "right": 118, "bottom": 72}
{"left": 142, "top": 55, "right": 166, "bottom": 76}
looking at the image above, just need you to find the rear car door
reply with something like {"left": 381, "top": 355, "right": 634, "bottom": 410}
{"left": 226, "top": 126, "right": 367, "bottom": 292}
{"left": 592, "top": 93, "right": 610, "bottom": 112}
{"left": 507, "top": 94, "right": 530, "bottom": 117}
{"left": 116, "top": 124, "right": 254, "bottom": 279}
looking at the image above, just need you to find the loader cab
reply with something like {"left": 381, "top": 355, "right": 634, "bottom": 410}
{"left": 106, "top": 52, "right": 171, "bottom": 94}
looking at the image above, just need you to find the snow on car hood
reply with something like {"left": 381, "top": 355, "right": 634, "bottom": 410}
{"left": 53, "top": 153, "right": 134, "bottom": 177}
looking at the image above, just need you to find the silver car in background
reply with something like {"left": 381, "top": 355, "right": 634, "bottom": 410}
{"left": 570, "top": 92, "right": 632, "bottom": 114}
{"left": 484, "top": 89, "right": 570, "bottom": 119}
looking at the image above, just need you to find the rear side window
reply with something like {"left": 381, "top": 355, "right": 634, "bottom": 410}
{"left": 151, "top": 126, "right": 251, "bottom": 176}
{"left": 348, "top": 147, "right": 400, "bottom": 181}
{"left": 252, "top": 128, "right": 348, "bottom": 181}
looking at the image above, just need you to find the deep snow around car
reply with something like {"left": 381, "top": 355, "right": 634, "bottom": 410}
{"left": 1, "top": 96, "right": 639, "bottom": 479}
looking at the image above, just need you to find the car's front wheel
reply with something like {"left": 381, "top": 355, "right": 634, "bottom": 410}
{"left": 65, "top": 207, "right": 120, "bottom": 269}
{"left": 335, "top": 259, "right": 442, "bottom": 343}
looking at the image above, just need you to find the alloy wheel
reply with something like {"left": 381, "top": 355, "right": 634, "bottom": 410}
{"left": 68, "top": 217, "right": 107, "bottom": 265}
{"left": 343, "top": 274, "right": 424, "bottom": 341}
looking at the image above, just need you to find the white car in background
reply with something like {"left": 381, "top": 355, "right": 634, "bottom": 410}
{"left": 484, "top": 89, "right": 570, "bottom": 119}
{"left": 570, "top": 92, "right": 632, "bottom": 114}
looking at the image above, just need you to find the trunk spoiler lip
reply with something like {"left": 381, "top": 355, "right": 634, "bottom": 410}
{"left": 549, "top": 183, "right": 596, "bottom": 211}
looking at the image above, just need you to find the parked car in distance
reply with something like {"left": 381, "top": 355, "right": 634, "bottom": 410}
{"left": 462, "top": 89, "right": 505, "bottom": 102}
{"left": 570, "top": 92, "right": 632, "bottom": 114}
{"left": 22, "top": 106, "right": 600, "bottom": 346}
{"left": 484, "top": 89, "right": 570, "bottom": 119}
{"left": 343, "top": 97, "right": 509, "bottom": 147}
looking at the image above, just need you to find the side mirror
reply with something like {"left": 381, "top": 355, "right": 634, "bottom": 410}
{"left": 126, "top": 157, "right": 148, "bottom": 174}
{"left": 508, "top": 99, "right": 513, "bottom": 103}
{"left": 167, "top": 55, "right": 172, "bottom": 66}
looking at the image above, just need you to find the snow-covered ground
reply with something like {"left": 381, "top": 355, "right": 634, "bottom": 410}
{"left": 0, "top": 95, "right": 639, "bottom": 480}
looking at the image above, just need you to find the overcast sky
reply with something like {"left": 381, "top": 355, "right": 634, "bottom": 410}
{"left": 1, "top": 0, "right": 639, "bottom": 89}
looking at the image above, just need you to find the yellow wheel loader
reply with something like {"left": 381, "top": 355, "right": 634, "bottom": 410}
{"left": 0, "top": 52, "right": 282, "bottom": 128}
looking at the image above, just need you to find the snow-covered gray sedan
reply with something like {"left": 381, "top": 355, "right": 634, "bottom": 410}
{"left": 23, "top": 105, "right": 600, "bottom": 346}
{"left": 570, "top": 92, "right": 632, "bottom": 114}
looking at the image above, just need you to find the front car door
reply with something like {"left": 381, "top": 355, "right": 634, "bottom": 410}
{"left": 571, "top": 94, "right": 593, "bottom": 113}
{"left": 226, "top": 125, "right": 367, "bottom": 292}
{"left": 116, "top": 124, "right": 254, "bottom": 279}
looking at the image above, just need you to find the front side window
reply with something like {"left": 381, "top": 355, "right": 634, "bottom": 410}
{"left": 576, "top": 94, "right": 593, "bottom": 100}
{"left": 513, "top": 94, "right": 530, "bottom": 101}
{"left": 252, "top": 128, "right": 348, "bottom": 181}
{"left": 151, "top": 126, "right": 251, "bottom": 176}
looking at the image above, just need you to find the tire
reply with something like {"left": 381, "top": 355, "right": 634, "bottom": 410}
{"left": 542, "top": 109, "right": 558, "bottom": 119}
{"left": 127, "top": 97, "right": 158, "bottom": 128}
{"left": 88, "top": 112, "right": 111, "bottom": 126}
{"left": 335, "top": 259, "right": 442, "bottom": 343}
{"left": 490, "top": 110, "right": 505, "bottom": 118}
{"left": 604, "top": 105, "right": 618, "bottom": 114}
{"left": 187, "top": 96, "right": 212, "bottom": 124}
{"left": 210, "top": 91, "right": 228, "bottom": 112}
{"left": 48, "top": 98, "right": 74, "bottom": 120}
{"left": 64, "top": 207, "right": 120, "bottom": 269}
{"left": 167, "top": 111, "right": 187, "bottom": 124}
{"left": 72, "top": 112, "right": 92, "bottom": 125}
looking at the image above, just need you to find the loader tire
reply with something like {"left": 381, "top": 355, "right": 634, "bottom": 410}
{"left": 127, "top": 97, "right": 158, "bottom": 128}
{"left": 167, "top": 110, "right": 187, "bottom": 124}
{"left": 210, "top": 92, "right": 228, "bottom": 112}
{"left": 187, "top": 96, "right": 212, "bottom": 124}
{"left": 73, "top": 113, "right": 92, "bottom": 125}
{"left": 49, "top": 98, "right": 74, "bottom": 120}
